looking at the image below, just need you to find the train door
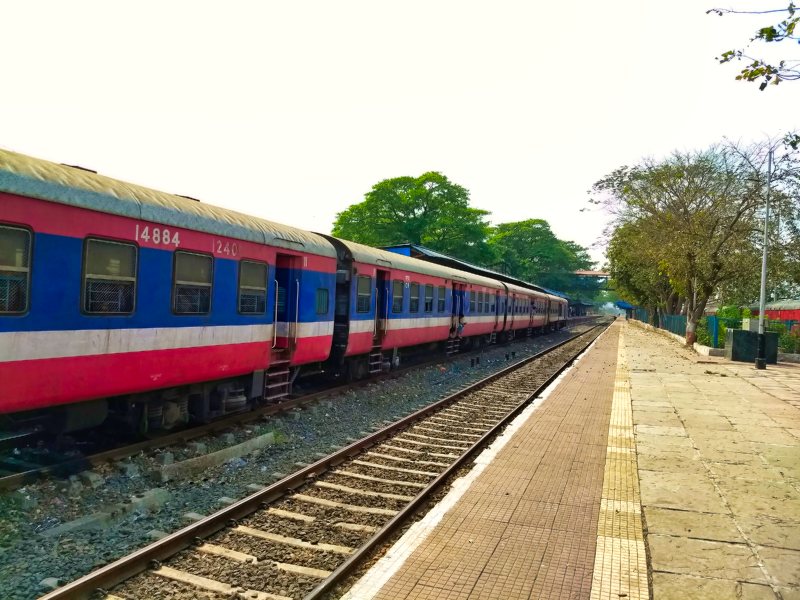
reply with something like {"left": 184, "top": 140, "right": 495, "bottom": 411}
{"left": 452, "top": 282, "right": 466, "bottom": 330}
{"left": 494, "top": 290, "right": 501, "bottom": 329}
{"left": 374, "top": 269, "right": 389, "bottom": 344}
{"left": 499, "top": 284, "right": 509, "bottom": 332}
{"left": 527, "top": 297, "right": 534, "bottom": 328}
{"left": 273, "top": 254, "right": 302, "bottom": 351}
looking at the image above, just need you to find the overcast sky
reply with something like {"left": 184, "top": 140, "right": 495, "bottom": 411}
{"left": 2, "top": 1, "right": 797, "bottom": 264}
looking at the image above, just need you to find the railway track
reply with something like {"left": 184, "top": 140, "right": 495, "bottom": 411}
{"left": 39, "top": 322, "right": 609, "bottom": 600}
{"left": 0, "top": 319, "right": 599, "bottom": 494}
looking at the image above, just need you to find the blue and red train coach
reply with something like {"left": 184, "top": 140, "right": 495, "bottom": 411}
{"left": 0, "top": 150, "right": 337, "bottom": 429}
{"left": 319, "top": 238, "right": 507, "bottom": 377}
{"left": 0, "top": 149, "right": 572, "bottom": 432}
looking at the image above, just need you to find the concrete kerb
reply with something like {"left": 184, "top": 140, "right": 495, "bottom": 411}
{"left": 40, "top": 488, "right": 173, "bottom": 538}
{"left": 156, "top": 431, "right": 276, "bottom": 482}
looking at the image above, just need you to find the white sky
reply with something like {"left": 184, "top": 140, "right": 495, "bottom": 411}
{"left": 1, "top": 1, "right": 797, "bottom": 265}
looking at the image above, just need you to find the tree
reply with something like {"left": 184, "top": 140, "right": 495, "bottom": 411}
{"left": 595, "top": 139, "right": 800, "bottom": 344}
{"left": 606, "top": 219, "right": 679, "bottom": 324}
{"left": 331, "top": 172, "right": 493, "bottom": 264}
{"left": 710, "top": 3, "right": 799, "bottom": 89}
{"left": 331, "top": 173, "right": 598, "bottom": 293}
{"left": 487, "top": 219, "right": 597, "bottom": 295}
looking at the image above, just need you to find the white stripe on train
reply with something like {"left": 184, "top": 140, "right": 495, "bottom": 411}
{"left": 1, "top": 314, "right": 563, "bottom": 363}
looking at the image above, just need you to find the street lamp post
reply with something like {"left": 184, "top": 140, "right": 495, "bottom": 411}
{"left": 755, "top": 149, "right": 774, "bottom": 370}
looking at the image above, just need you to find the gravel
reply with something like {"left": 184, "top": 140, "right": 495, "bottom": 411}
{"left": 0, "top": 324, "right": 597, "bottom": 600}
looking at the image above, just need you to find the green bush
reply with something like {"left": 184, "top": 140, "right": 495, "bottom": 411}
{"left": 718, "top": 305, "right": 743, "bottom": 319}
{"left": 696, "top": 319, "right": 712, "bottom": 346}
{"left": 717, "top": 321, "right": 728, "bottom": 348}
{"left": 779, "top": 330, "right": 800, "bottom": 354}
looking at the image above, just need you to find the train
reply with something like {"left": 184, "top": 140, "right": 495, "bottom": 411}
{"left": 0, "top": 149, "right": 568, "bottom": 432}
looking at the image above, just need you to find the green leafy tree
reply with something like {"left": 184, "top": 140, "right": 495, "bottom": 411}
{"left": 710, "top": 3, "right": 799, "bottom": 89}
{"left": 331, "top": 172, "right": 493, "bottom": 264}
{"left": 487, "top": 219, "right": 597, "bottom": 294}
{"left": 606, "top": 219, "right": 676, "bottom": 325}
{"left": 595, "top": 140, "right": 799, "bottom": 344}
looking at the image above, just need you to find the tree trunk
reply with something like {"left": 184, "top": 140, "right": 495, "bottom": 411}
{"left": 685, "top": 319, "right": 697, "bottom": 345}
{"left": 685, "top": 297, "right": 709, "bottom": 346}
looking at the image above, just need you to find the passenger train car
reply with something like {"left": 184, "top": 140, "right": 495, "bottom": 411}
{"left": 0, "top": 149, "right": 567, "bottom": 431}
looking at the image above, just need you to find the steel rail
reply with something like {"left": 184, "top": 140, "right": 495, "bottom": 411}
{"left": 1, "top": 318, "right": 598, "bottom": 493}
{"left": 303, "top": 322, "right": 607, "bottom": 599}
{"left": 38, "top": 322, "right": 607, "bottom": 600}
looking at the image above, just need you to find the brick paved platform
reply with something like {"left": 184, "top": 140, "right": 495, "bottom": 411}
{"left": 342, "top": 320, "right": 800, "bottom": 600}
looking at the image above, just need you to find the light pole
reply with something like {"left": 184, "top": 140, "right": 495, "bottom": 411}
{"left": 755, "top": 148, "right": 773, "bottom": 370}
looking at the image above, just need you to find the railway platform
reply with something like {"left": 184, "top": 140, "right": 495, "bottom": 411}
{"left": 343, "top": 319, "right": 800, "bottom": 600}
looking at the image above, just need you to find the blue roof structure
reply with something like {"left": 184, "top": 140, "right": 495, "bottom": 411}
{"left": 383, "top": 243, "right": 573, "bottom": 300}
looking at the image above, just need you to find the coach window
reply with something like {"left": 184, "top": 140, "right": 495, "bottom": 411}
{"left": 174, "top": 251, "right": 212, "bottom": 314}
{"left": 437, "top": 286, "right": 445, "bottom": 312}
{"left": 424, "top": 285, "right": 433, "bottom": 313}
{"left": 356, "top": 275, "right": 371, "bottom": 313}
{"left": 409, "top": 283, "right": 420, "bottom": 313}
{"left": 392, "top": 280, "right": 404, "bottom": 313}
{"left": 238, "top": 261, "right": 267, "bottom": 314}
{"left": 469, "top": 291, "right": 476, "bottom": 313}
{"left": 0, "top": 225, "right": 32, "bottom": 314}
{"left": 83, "top": 238, "right": 137, "bottom": 314}
{"left": 316, "top": 288, "right": 329, "bottom": 314}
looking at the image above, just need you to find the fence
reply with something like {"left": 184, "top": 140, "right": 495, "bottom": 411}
{"left": 629, "top": 310, "right": 799, "bottom": 353}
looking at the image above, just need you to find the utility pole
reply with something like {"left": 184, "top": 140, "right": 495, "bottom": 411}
{"left": 755, "top": 148, "right": 773, "bottom": 370}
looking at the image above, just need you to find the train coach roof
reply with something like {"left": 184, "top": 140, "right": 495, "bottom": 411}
{"left": 750, "top": 299, "right": 800, "bottom": 311}
{"left": 325, "top": 236, "right": 504, "bottom": 289}
{"left": 0, "top": 149, "right": 337, "bottom": 258}
{"left": 505, "top": 281, "right": 546, "bottom": 297}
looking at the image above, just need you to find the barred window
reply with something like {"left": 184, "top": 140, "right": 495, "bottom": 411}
{"left": 437, "top": 286, "right": 445, "bottom": 312}
{"left": 316, "top": 288, "right": 329, "bottom": 314}
{"left": 0, "top": 225, "right": 31, "bottom": 314}
{"left": 174, "top": 251, "right": 212, "bottom": 314}
{"left": 469, "top": 291, "right": 476, "bottom": 313}
{"left": 83, "top": 239, "right": 136, "bottom": 314}
{"left": 356, "top": 276, "right": 371, "bottom": 313}
{"left": 409, "top": 283, "right": 419, "bottom": 313}
{"left": 424, "top": 285, "right": 433, "bottom": 313}
{"left": 392, "top": 280, "right": 404, "bottom": 313}
{"left": 238, "top": 261, "right": 267, "bottom": 314}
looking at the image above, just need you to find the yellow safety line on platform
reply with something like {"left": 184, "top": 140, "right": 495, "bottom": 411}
{"left": 590, "top": 329, "right": 650, "bottom": 600}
